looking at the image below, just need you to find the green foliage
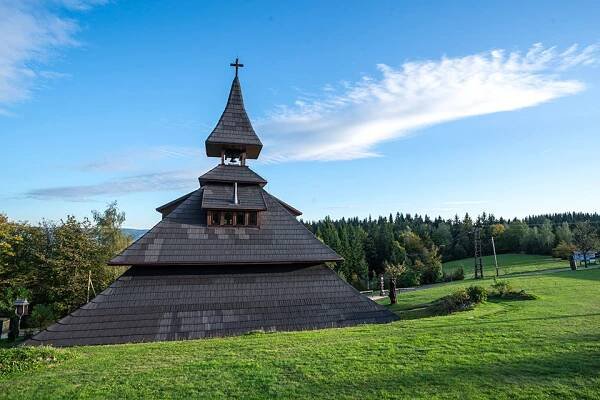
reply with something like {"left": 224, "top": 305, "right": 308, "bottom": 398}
{"left": 0, "top": 287, "right": 31, "bottom": 317}
{"left": 443, "top": 267, "right": 464, "bottom": 282}
{"left": 0, "top": 346, "right": 72, "bottom": 376}
{"left": 490, "top": 279, "right": 513, "bottom": 296}
{"left": 489, "top": 279, "right": 536, "bottom": 300}
{"left": 29, "top": 305, "right": 57, "bottom": 330}
{"left": 466, "top": 285, "right": 488, "bottom": 303}
{"left": 434, "top": 285, "right": 487, "bottom": 315}
{"left": 308, "top": 212, "right": 600, "bottom": 290}
{"left": 0, "top": 203, "right": 131, "bottom": 321}
{"left": 572, "top": 221, "right": 600, "bottom": 267}
{"left": 435, "top": 288, "right": 472, "bottom": 314}
{"left": 552, "top": 240, "right": 577, "bottom": 260}
{"left": 384, "top": 261, "right": 405, "bottom": 284}
{"left": 0, "top": 269, "right": 599, "bottom": 399}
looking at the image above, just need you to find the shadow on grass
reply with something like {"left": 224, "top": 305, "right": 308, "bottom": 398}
{"left": 388, "top": 291, "right": 537, "bottom": 321}
{"left": 358, "top": 345, "right": 600, "bottom": 399}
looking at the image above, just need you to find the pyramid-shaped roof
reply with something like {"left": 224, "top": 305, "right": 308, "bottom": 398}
{"left": 199, "top": 164, "right": 267, "bottom": 186}
{"left": 109, "top": 187, "right": 341, "bottom": 266}
{"left": 205, "top": 76, "right": 263, "bottom": 159}
{"left": 27, "top": 264, "right": 397, "bottom": 347}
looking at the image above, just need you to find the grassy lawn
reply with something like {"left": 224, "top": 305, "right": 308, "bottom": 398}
{"left": 1, "top": 264, "right": 599, "bottom": 399}
{"left": 443, "top": 253, "right": 569, "bottom": 279}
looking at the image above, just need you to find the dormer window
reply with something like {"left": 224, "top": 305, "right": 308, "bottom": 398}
{"left": 208, "top": 210, "right": 259, "bottom": 227}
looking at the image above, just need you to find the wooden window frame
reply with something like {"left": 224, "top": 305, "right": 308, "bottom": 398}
{"left": 208, "top": 210, "right": 260, "bottom": 227}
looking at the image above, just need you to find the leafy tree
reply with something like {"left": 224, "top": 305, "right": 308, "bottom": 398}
{"left": 384, "top": 262, "right": 406, "bottom": 305}
{"left": 573, "top": 222, "right": 600, "bottom": 268}
{"left": 555, "top": 222, "right": 573, "bottom": 244}
{"left": 552, "top": 241, "right": 576, "bottom": 260}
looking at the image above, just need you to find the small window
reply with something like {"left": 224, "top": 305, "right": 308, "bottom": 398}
{"left": 208, "top": 210, "right": 221, "bottom": 226}
{"left": 248, "top": 211, "right": 258, "bottom": 226}
{"left": 235, "top": 211, "right": 246, "bottom": 226}
{"left": 224, "top": 211, "right": 233, "bottom": 226}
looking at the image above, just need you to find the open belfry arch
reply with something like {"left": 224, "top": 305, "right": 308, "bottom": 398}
{"left": 28, "top": 60, "right": 397, "bottom": 346}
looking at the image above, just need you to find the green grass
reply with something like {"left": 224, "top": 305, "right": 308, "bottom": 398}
{"left": 443, "top": 253, "right": 568, "bottom": 279}
{"left": 1, "top": 267, "right": 599, "bottom": 399}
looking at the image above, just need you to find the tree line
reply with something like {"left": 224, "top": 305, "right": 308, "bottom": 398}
{"left": 0, "top": 203, "right": 131, "bottom": 332}
{"left": 304, "top": 212, "right": 600, "bottom": 290}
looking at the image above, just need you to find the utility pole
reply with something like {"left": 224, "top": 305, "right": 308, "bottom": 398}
{"left": 474, "top": 228, "right": 484, "bottom": 279}
{"left": 491, "top": 236, "right": 499, "bottom": 277}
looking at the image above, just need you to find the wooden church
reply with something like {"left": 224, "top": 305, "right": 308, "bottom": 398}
{"left": 29, "top": 61, "right": 397, "bottom": 347}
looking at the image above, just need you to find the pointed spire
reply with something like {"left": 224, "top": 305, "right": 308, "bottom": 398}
{"left": 205, "top": 60, "right": 262, "bottom": 160}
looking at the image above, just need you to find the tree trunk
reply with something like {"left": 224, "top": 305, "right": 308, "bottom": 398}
{"left": 388, "top": 279, "right": 397, "bottom": 305}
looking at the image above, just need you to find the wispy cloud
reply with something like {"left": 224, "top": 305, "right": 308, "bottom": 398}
{"left": 0, "top": 0, "right": 106, "bottom": 113}
{"left": 79, "top": 145, "right": 203, "bottom": 172}
{"left": 25, "top": 170, "right": 197, "bottom": 201}
{"left": 259, "top": 43, "right": 599, "bottom": 162}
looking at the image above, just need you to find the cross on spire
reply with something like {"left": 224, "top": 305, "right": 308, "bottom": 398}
{"left": 230, "top": 58, "right": 244, "bottom": 77}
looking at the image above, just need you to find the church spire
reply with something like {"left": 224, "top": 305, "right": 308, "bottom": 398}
{"left": 205, "top": 59, "right": 263, "bottom": 161}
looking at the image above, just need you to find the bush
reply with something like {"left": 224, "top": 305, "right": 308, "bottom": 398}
{"left": 397, "top": 269, "right": 420, "bottom": 288}
{"left": 490, "top": 280, "right": 513, "bottom": 297}
{"left": 436, "top": 289, "right": 471, "bottom": 313}
{"left": 443, "top": 267, "right": 465, "bottom": 282}
{"left": 0, "top": 346, "right": 72, "bottom": 376}
{"left": 552, "top": 241, "right": 576, "bottom": 260}
{"left": 467, "top": 285, "right": 488, "bottom": 303}
{"left": 489, "top": 279, "right": 536, "bottom": 300}
{"left": 29, "top": 304, "right": 56, "bottom": 330}
{"left": 434, "top": 286, "right": 487, "bottom": 315}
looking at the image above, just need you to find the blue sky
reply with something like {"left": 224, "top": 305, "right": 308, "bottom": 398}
{"left": 1, "top": 0, "right": 599, "bottom": 228}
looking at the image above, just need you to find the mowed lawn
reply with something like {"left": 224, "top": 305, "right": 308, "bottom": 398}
{"left": 1, "top": 265, "right": 599, "bottom": 399}
{"left": 443, "top": 253, "right": 570, "bottom": 279}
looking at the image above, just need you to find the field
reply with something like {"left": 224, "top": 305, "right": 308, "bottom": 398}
{"left": 1, "top": 256, "right": 599, "bottom": 399}
{"left": 442, "top": 253, "right": 569, "bottom": 279}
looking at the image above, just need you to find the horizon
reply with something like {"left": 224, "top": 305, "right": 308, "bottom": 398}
{"left": 1, "top": 1, "right": 600, "bottom": 229}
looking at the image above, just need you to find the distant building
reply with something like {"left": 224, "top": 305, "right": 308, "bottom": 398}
{"left": 28, "top": 62, "right": 396, "bottom": 346}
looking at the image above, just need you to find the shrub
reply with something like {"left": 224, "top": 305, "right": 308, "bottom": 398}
{"left": 552, "top": 241, "right": 576, "bottom": 260}
{"left": 29, "top": 304, "right": 56, "bottom": 330}
{"left": 443, "top": 267, "right": 465, "bottom": 282}
{"left": 435, "top": 289, "right": 472, "bottom": 314}
{"left": 490, "top": 279, "right": 513, "bottom": 297}
{"left": 467, "top": 285, "right": 488, "bottom": 303}
{"left": 0, "top": 346, "right": 72, "bottom": 376}
{"left": 397, "top": 269, "right": 420, "bottom": 288}
{"left": 489, "top": 279, "right": 536, "bottom": 300}
{"left": 434, "top": 286, "right": 487, "bottom": 315}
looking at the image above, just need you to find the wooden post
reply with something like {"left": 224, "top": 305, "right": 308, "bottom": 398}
{"left": 492, "top": 236, "right": 499, "bottom": 277}
{"left": 87, "top": 270, "right": 91, "bottom": 303}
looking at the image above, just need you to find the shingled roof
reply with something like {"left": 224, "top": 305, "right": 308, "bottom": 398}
{"left": 199, "top": 164, "right": 267, "bottom": 186}
{"left": 27, "top": 264, "right": 397, "bottom": 347}
{"left": 109, "top": 187, "right": 341, "bottom": 265}
{"left": 201, "top": 183, "right": 266, "bottom": 210}
{"left": 205, "top": 76, "right": 263, "bottom": 159}
{"left": 27, "top": 63, "right": 397, "bottom": 348}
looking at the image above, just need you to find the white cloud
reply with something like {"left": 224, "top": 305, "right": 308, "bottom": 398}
{"left": 79, "top": 145, "right": 203, "bottom": 172}
{"left": 259, "top": 43, "right": 599, "bottom": 162}
{"left": 0, "top": 0, "right": 106, "bottom": 113}
{"left": 25, "top": 170, "right": 197, "bottom": 201}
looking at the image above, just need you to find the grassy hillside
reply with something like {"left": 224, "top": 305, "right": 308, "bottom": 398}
{"left": 443, "top": 253, "right": 568, "bottom": 279}
{"left": 1, "top": 264, "right": 599, "bottom": 399}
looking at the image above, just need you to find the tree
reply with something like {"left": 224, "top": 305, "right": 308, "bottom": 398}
{"left": 555, "top": 222, "right": 573, "bottom": 244}
{"left": 552, "top": 241, "right": 576, "bottom": 260}
{"left": 572, "top": 222, "right": 600, "bottom": 268}
{"left": 0, "top": 214, "right": 23, "bottom": 287}
{"left": 384, "top": 262, "right": 406, "bottom": 305}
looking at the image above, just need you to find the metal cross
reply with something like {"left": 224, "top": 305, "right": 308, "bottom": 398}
{"left": 230, "top": 58, "right": 244, "bottom": 77}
